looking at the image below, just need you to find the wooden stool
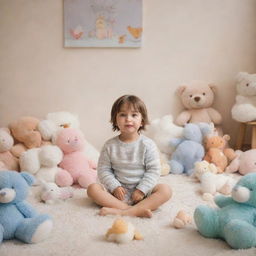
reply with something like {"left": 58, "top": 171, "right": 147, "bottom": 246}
{"left": 236, "top": 121, "right": 256, "bottom": 150}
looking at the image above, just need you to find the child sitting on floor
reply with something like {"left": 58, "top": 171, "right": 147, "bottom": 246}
{"left": 87, "top": 95, "right": 172, "bottom": 218}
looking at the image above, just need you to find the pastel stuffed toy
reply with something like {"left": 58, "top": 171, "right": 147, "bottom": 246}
{"left": 203, "top": 135, "right": 236, "bottom": 173}
{"left": 194, "top": 161, "right": 236, "bottom": 199}
{"left": 38, "top": 111, "right": 99, "bottom": 164}
{"left": 0, "top": 170, "right": 52, "bottom": 244}
{"left": 39, "top": 180, "right": 73, "bottom": 204}
{"left": 105, "top": 218, "right": 143, "bottom": 243}
{"left": 231, "top": 72, "right": 256, "bottom": 122}
{"left": 175, "top": 81, "right": 222, "bottom": 131}
{"left": 169, "top": 123, "right": 213, "bottom": 175}
{"left": 146, "top": 115, "right": 184, "bottom": 159}
{"left": 0, "top": 128, "right": 19, "bottom": 171}
{"left": 172, "top": 210, "right": 192, "bottom": 229}
{"left": 55, "top": 128, "right": 97, "bottom": 188}
{"left": 225, "top": 149, "right": 256, "bottom": 175}
{"left": 145, "top": 115, "right": 183, "bottom": 175}
{"left": 9, "top": 116, "right": 42, "bottom": 158}
{"left": 19, "top": 145, "right": 64, "bottom": 184}
{"left": 194, "top": 173, "right": 256, "bottom": 249}
{"left": 38, "top": 111, "right": 80, "bottom": 142}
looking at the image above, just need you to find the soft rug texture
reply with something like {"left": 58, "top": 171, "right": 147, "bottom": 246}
{"left": 0, "top": 174, "right": 255, "bottom": 256}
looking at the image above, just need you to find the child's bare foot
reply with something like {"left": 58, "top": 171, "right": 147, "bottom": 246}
{"left": 99, "top": 207, "right": 122, "bottom": 216}
{"left": 99, "top": 207, "right": 152, "bottom": 218}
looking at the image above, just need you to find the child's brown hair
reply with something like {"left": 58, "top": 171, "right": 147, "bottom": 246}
{"left": 110, "top": 95, "right": 149, "bottom": 132}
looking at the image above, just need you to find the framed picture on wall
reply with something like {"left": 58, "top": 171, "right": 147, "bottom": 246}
{"left": 64, "top": 0, "right": 143, "bottom": 48}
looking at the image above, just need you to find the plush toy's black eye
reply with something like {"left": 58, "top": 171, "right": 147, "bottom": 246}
{"left": 189, "top": 95, "right": 193, "bottom": 98}
{"left": 203, "top": 93, "right": 206, "bottom": 95}
{"left": 246, "top": 83, "right": 249, "bottom": 87}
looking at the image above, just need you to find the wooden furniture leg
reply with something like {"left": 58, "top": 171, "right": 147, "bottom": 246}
{"left": 236, "top": 123, "right": 246, "bottom": 150}
{"left": 252, "top": 125, "right": 256, "bottom": 149}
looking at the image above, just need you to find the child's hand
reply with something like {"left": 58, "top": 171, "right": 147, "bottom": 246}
{"left": 132, "top": 189, "right": 145, "bottom": 203}
{"left": 113, "top": 186, "right": 126, "bottom": 201}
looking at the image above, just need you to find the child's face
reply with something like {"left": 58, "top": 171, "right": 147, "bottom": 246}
{"left": 116, "top": 103, "right": 143, "bottom": 135}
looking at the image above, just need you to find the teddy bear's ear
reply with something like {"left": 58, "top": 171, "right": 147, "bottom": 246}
{"left": 20, "top": 172, "right": 35, "bottom": 186}
{"left": 223, "top": 134, "right": 230, "bottom": 141}
{"left": 208, "top": 84, "right": 217, "bottom": 93}
{"left": 237, "top": 72, "right": 248, "bottom": 82}
{"left": 176, "top": 85, "right": 187, "bottom": 96}
{"left": 0, "top": 127, "right": 11, "bottom": 134}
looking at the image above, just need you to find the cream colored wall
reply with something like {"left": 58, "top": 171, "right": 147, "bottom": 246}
{"left": 0, "top": 0, "right": 256, "bottom": 150}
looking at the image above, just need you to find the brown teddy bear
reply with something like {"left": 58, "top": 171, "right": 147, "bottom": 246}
{"left": 0, "top": 128, "right": 19, "bottom": 171}
{"left": 204, "top": 135, "right": 236, "bottom": 173}
{"left": 9, "top": 116, "right": 42, "bottom": 158}
{"left": 175, "top": 81, "right": 222, "bottom": 133}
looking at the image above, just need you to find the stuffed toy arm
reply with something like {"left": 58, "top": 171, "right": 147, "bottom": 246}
{"left": 170, "top": 138, "right": 183, "bottom": 148}
{"left": 16, "top": 201, "right": 37, "bottom": 218}
{"left": 214, "top": 195, "right": 234, "bottom": 208}
{"left": 175, "top": 111, "right": 191, "bottom": 126}
{"left": 88, "top": 159, "right": 97, "bottom": 170}
{"left": 225, "top": 157, "right": 240, "bottom": 173}
{"left": 207, "top": 108, "right": 222, "bottom": 125}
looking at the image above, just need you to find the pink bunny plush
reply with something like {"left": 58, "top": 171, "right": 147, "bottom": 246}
{"left": 55, "top": 128, "right": 97, "bottom": 188}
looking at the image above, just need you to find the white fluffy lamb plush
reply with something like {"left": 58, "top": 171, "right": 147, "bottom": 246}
{"left": 194, "top": 160, "right": 236, "bottom": 200}
{"left": 146, "top": 115, "right": 184, "bottom": 159}
{"left": 39, "top": 180, "right": 74, "bottom": 204}
{"left": 231, "top": 72, "right": 256, "bottom": 122}
{"left": 38, "top": 111, "right": 99, "bottom": 163}
{"left": 19, "top": 145, "right": 64, "bottom": 184}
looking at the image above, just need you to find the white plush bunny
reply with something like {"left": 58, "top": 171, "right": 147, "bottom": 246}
{"left": 194, "top": 160, "right": 236, "bottom": 200}
{"left": 39, "top": 180, "right": 73, "bottom": 204}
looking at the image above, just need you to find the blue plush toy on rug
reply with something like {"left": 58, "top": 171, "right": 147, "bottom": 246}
{"left": 194, "top": 173, "right": 256, "bottom": 249}
{"left": 169, "top": 123, "right": 212, "bottom": 175}
{"left": 0, "top": 170, "right": 53, "bottom": 245}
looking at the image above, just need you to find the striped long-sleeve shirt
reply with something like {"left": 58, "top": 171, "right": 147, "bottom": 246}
{"left": 97, "top": 135, "right": 161, "bottom": 195}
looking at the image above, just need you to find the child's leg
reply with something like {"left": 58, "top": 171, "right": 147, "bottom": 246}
{"left": 87, "top": 183, "right": 129, "bottom": 210}
{"left": 100, "top": 184, "right": 172, "bottom": 218}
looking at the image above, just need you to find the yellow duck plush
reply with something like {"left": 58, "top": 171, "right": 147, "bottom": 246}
{"left": 105, "top": 218, "right": 143, "bottom": 243}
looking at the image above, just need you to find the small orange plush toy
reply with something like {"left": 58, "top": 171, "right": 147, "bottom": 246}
{"left": 204, "top": 135, "right": 236, "bottom": 173}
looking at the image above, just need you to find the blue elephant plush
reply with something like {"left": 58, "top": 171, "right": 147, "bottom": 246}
{"left": 169, "top": 123, "right": 212, "bottom": 175}
{"left": 194, "top": 173, "right": 256, "bottom": 249}
{"left": 0, "top": 170, "right": 52, "bottom": 245}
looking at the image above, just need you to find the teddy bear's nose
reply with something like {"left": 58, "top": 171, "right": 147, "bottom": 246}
{"left": 194, "top": 96, "right": 201, "bottom": 102}
{"left": 0, "top": 191, "right": 6, "bottom": 196}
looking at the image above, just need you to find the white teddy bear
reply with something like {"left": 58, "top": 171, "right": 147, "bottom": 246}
{"left": 19, "top": 145, "right": 63, "bottom": 184}
{"left": 38, "top": 111, "right": 99, "bottom": 163}
{"left": 194, "top": 160, "right": 236, "bottom": 200}
{"left": 146, "top": 115, "right": 184, "bottom": 159}
{"left": 231, "top": 72, "right": 256, "bottom": 122}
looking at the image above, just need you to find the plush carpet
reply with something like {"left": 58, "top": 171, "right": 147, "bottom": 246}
{"left": 0, "top": 174, "right": 255, "bottom": 256}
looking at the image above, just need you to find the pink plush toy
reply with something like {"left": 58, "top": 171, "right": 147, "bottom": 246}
{"left": 225, "top": 149, "right": 256, "bottom": 175}
{"left": 55, "top": 128, "right": 97, "bottom": 188}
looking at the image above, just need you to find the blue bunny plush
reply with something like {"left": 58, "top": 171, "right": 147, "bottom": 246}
{"left": 169, "top": 123, "right": 213, "bottom": 175}
{"left": 194, "top": 173, "right": 256, "bottom": 249}
{"left": 0, "top": 170, "right": 52, "bottom": 245}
